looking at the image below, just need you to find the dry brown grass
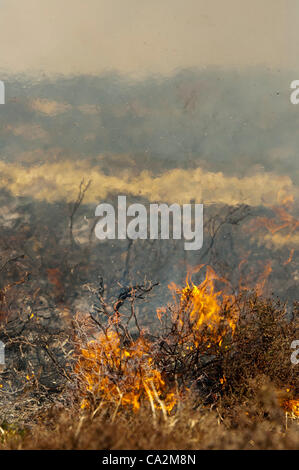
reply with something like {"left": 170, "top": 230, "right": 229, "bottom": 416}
{"left": 0, "top": 380, "right": 298, "bottom": 450}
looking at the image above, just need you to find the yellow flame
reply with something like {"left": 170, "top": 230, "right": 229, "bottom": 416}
{"left": 169, "top": 266, "right": 238, "bottom": 347}
{"left": 76, "top": 329, "right": 176, "bottom": 413}
{"left": 281, "top": 399, "right": 299, "bottom": 419}
{"left": 78, "top": 267, "right": 239, "bottom": 414}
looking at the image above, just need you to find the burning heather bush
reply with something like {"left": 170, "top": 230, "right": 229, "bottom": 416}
{"left": 168, "top": 266, "right": 238, "bottom": 347}
{"left": 0, "top": 264, "right": 298, "bottom": 449}
{"left": 70, "top": 266, "right": 298, "bottom": 425}
{"left": 75, "top": 330, "right": 176, "bottom": 415}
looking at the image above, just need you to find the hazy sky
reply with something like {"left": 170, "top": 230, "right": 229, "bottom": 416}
{"left": 0, "top": 0, "right": 296, "bottom": 77}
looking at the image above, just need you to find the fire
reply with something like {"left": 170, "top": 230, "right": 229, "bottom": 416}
{"left": 246, "top": 194, "right": 299, "bottom": 255}
{"left": 76, "top": 266, "right": 238, "bottom": 413}
{"left": 255, "top": 261, "right": 272, "bottom": 297}
{"left": 247, "top": 194, "right": 299, "bottom": 237}
{"left": 76, "top": 329, "right": 176, "bottom": 414}
{"left": 283, "top": 248, "right": 295, "bottom": 266}
{"left": 280, "top": 399, "right": 299, "bottom": 419}
{"left": 168, "top": 266, "right": 238, "bottom": 348}
{"left": 243, "top": 194, "right": 298, "bottom": 290}
{"left": 77, "top": 266, "right": 297, "bottom": 422}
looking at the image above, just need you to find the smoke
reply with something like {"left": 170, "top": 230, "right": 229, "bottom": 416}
{"left": 0, "top": 160, "right": 296, "bottom": 207}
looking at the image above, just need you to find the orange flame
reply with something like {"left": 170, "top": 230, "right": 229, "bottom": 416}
{"left": 76, "top": 329, "right": 176, "bottom": 413}
{"left": 283, "top": 249, "right": 295, "bottom": 266}
{"left": 255, "top": 261, "right": 272, "bottom": 297}
{"left": 247, "top": 195, "right": 299, "bottom": 239}
{"left": 168, "top": 266, "right": 238, "bottom": 348}
{"left": 280, "top": 399, "right": 299, "bottom": 419}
